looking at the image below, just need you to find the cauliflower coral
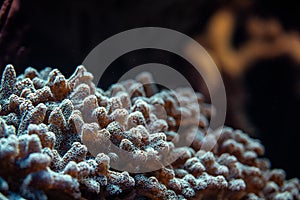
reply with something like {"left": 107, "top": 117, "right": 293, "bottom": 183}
{"left": 0, "top": 65, "right": 299, "bottom": 200}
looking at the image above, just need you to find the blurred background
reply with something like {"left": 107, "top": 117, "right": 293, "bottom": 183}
{"left": 1, "top": 0, "right": 299, "bottom": 179}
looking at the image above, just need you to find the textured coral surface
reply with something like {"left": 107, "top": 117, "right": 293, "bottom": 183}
{"left": 0, "top": 65, "right": 299, "bottom": 200}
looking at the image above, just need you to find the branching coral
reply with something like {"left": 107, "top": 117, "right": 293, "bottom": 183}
{"left": 0, "top": 64, "right": 299, "bottom": 200}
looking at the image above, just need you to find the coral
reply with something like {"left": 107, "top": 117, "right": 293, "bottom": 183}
{"left": 0, "top": 0, "right": 27, "bottom": 66}
{"left": 0, "top": 64, "right": 299, "bottom": 200}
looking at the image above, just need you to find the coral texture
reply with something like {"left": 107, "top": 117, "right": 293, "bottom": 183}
{"left": 0, "top": 65, "right": 299, "bottom": 200}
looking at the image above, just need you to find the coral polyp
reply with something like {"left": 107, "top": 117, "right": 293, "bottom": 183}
{"left": 0, "top": 65, "right": 299, "bottom": 199}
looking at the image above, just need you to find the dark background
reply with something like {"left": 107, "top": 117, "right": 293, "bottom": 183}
{"left": 1, "top": 0, "right": 300, "bottom": 179}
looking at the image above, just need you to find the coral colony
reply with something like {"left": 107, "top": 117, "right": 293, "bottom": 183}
{"left": 0, "top": 65, "right": 299, "bottom": 200}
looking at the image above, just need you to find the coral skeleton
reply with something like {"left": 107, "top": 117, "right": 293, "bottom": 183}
{"left": 0, "top": 64, "right": 299, "bottom": 200}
